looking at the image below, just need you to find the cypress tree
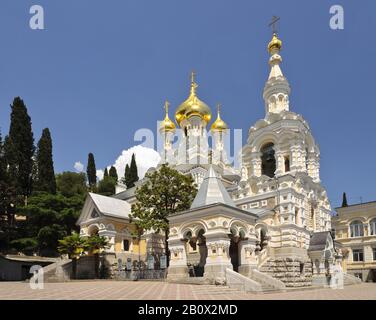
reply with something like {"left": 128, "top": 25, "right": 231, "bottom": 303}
{"left": 129, "top": 153, "right": 139, "bottom": 186}
{"left": 6, "top": 97, "right": 35, "bottom": 200}
{"left": 109, "top": 166, "right": 118, "bottom": 182}
{"left": 341, "top": 192, "right": 348, "bottom": 207}
{"left": 103, "top": 168, "right": 109, "bottom": 178}
{"left": 123, "top": 164, "right": 131, "bottom": 188}
{"left": 35, "top": 128, "right": 56, "bottom": 194}
{"left": 0, "top": 130, "right": 6, "bottom": 181}
{"left": 87, "top": 153, "right": 97, "bottom": 190}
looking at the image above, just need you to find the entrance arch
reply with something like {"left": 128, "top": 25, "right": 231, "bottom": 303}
{"left": 229, "top": 227, "right": 246, "bottom": 272}
{"left": 183, "top": 228, "right": 207, "bottom": 277}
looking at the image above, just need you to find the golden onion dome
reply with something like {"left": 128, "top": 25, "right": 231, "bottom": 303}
{"left": 268, "top": 32, "right": 282, "bottom": 54}
{"left": 175, "top": 72, "right": 212, "bottom": 126}
{"left": 160, "top": 100, "right": 176, "bottom": 132}
{"left": 211, "top": 104, "right": 228, "bottom": 132}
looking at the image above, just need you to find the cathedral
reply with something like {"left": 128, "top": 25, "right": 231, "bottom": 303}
{"left": 78, "top": 32, "right": 344, "bottom": 289}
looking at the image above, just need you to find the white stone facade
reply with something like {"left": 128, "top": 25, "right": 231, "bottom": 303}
{"left": 162, "top": 33, "right": 335, "bottom": 287}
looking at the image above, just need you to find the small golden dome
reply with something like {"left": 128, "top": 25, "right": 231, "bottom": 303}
{"left": 160, "top": 100, "right": 176, "bottom": 132}
{"left": 175, "top": 72, "right": 212, "bottom": 126}
{"left": 211, "top": 104, "right": 228, "bottom": 132}
{"left": 268, "top": 33, "right": 282, "bottom": 54}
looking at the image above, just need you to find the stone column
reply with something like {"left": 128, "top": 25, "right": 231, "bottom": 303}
{"left": 166, "top": 239, "right": 189, "bottom": 281}
{"left": 99, "top": 230, "right": 116, "bottom": 253}
{"left": 274, "top": 150, "right": 285, "bottom": 176}
{"left": 204, "top": 234, "right": 232, "bottom": 284}
{"left": 238, "top": 239, "right": 258, "bottom": 276}
{"left": 290, "top": 143, "right": 304, "bottom": 172}
{"left": 250, "top": 152, "right": 262, "bottom": 177}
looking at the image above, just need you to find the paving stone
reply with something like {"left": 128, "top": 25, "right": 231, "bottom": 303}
{"left": 0, "top": 281, "right": 375, "bottom": 300}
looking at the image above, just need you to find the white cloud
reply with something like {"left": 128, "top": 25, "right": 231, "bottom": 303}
{"left": 74, "top": 161, "right": 84, "bottom": 173}
{"left": 99, "top": 145, "right": 161, "bottom": 181}
{"left": 97, "top": 169, "right": 104, "bottom": 181}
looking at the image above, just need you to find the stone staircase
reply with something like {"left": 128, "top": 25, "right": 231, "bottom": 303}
{"left": 31, "top": 258, "right": 72, "bottom": 283}
{"left": 343, "top": 273, "right": 362, "bottom": 285}
{"left": 225, "top": 268, "right": 286, "bottom": 293}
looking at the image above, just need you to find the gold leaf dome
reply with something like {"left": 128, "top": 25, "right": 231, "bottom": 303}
{"left": 268, "top": 32, "right": 282, "bottom": 54}
{"left": 175, "top": 72, "right": 212, "bottom": 126}
{"left": 160, "top": 100, "right": 176, "bottom": 132}
{"left": 211, "top": 104, "right": 228, "bottom": 132}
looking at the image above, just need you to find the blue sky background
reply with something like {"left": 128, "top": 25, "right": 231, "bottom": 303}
{"left": 0, "top": 0, "right": 375, "bottom": 208}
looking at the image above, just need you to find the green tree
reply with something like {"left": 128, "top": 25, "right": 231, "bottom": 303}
{"left": 56, "top": 171, "right": 87, "bottom": 197}
{"left": 130, "top": 164, "right": 197, "bottom": 264}
{"left": 58, "top": 232, "right": 86, "bottom": 279}
{"left": 86, "top": 153, "right": 97, "bottom": 191}
{"left": 35, "top": 128, "right": 56, "bottom": 194}
{"left": 0, "top": 130, "right": 5, "bottom": 181}
{"left": 129, "top": 153, "right": 139, "bottom": 186}
{"left": 37, "top": 224, "right": 66, "bottom": 256}
{"left": 18, "top": 192, "right": 84, "bottom": 255}
{"left": 0, "top": 132, "right": 17, "bottom": 230}
{"left": 342, "top": 192, "right": 348, "bottom": 207}
{"left": 85, "top": 234, "right": 109, "bottom": 278}
{"left": 6, "top": 97, "right": 35, "bottom": 202}
{"left": 103, "top": 168, "right": 109, "bottom": 178}
{"left": 10, "top": 238, "right": 38, "bottom": 255}
{"left": 97, "top": 176, "right": 116, "bottom": 196}
{"left": 109, "top": 166, "right": 118, "bottom": 182}
{"left": 123, "top": 164, "right": 131, "bottom": 188}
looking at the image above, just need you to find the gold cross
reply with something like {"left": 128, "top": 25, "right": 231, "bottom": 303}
{"left": 268, "top": 16, "right": 280, "bottom": 34}
{"left": 164, "top": 100, "right": 170, "bottom": 113}
{"left": 191, "top": 70, "right": 196, "bottom": 83}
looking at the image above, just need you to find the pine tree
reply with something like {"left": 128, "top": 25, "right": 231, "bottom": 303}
{"left": 342, "top": 192, "right": 348, "bottom": 207}
{"left": 35, "top": 128, "right": 56, "bottom": 194}
{"left": 123, "top": 164, "right": 131, "bottom": 188}
{"left": 86, "top": 153, "right": 97, "bottom": 190}
{"left": 129, "top": 153, "right": 139, "bottom": 186}
{"left": 6, "top": 97, "right": 35, "bottom": 200}
{"left": 109, "top": 166, "right": 118, "bottom": 182}
{"left": 103, "top": 168, "right": 109, "bottom": 178}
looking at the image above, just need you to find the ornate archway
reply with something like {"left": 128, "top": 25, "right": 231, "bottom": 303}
{"left": 183, "top": 228, "right": 207, "bottom": 277}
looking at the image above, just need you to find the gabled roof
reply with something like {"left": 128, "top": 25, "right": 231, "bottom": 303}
{"left": 190, "top": 165, "right": 236, "bottom": 209}
{"left": 89, "top": 193, "right": 131, "bottom": 219}
{"left": 308, "top": 231, "right": 333, "bottom": 252}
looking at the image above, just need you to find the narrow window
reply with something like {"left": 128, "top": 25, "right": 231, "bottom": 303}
{"left": 350, "top": 221, "right": 364, "bottom": 237}
{"left": 295, "top": 208, "right": 299, "bottom": 225}
{"left": 300, "top": 263, "right": 305, "bottom": 275}
{"left": 311, "top": 207, "right": 315, "bottom": 229}
{"left": 370, "top": 218, "right": 376, "bottom": 235}
{"left": 284, "top": 156, "right": 290, "bottom": 172}
{"left": 123, "top": 239, "right": 130, "bottom": 251}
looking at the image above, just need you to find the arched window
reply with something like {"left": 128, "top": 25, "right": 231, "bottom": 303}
{"left": 261, "top": 143, "right": 276, "bottom": 178}
{"left": 295, "top": 208, "right": 299, "bottom": 225}
{"left": 350, "top": 220, "right": 364, "bottom": 237}
{"left": 369, "top": 218, "right": 376, "bottom": 235}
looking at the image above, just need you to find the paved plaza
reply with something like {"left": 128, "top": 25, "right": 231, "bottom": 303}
{"left": 0, "top": 281, "right": 375, "bottom": 300}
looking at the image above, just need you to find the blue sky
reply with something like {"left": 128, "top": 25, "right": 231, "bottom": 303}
{"left": 0, "top": 0, "right": 375, "bottom": 208}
